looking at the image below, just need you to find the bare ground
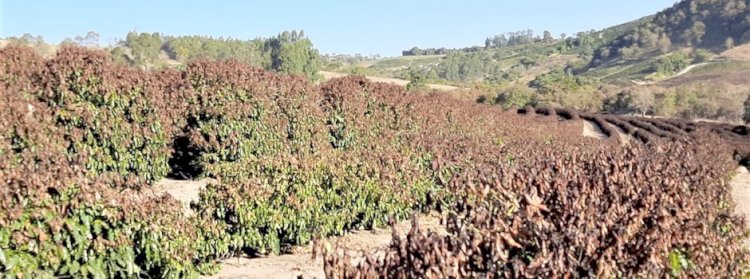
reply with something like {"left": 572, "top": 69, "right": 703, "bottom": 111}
{"left": 153, "top": 178, "right": 214, "bottom": 215}
{"left": 319, "top": 71, "right": 459, "bottom": 91}
{"left": 721, "top": 44, "right": 750, "bottom": 61}
{"left": 581, "top": 119, "right": 632, "bottom": 145}
{"left": 582, "top": 120, "right": 607, "bottom": 140}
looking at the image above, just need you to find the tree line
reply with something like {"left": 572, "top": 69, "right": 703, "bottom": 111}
{"left": 483, "top": 71, "right": 750, "bottom": 124}
{"left": 484, "top": 29, "right": 558, "bottom": 48}
{"left": 111, "top": 30, "right": 321, "bottom": 80}
{"left": 402, "top": 29, "right": 560, "bottom": 56}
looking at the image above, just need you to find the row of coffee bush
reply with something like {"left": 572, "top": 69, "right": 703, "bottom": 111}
{"left": 2, "top": 46, "right": 747, "bottom": 278}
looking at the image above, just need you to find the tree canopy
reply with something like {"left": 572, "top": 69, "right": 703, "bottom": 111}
{"left": 113, "top": 30, "right": 321, "bottom": 80}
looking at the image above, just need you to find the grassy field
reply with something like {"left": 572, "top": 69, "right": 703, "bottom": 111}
{"left": 368, "top": 55, "right": 444, "bottom": 70}
{"left": 663, "top": 60, "right": 750, "bottom": 86}
{"left": 720, "top": 43, "right": 750, "bottom": 60}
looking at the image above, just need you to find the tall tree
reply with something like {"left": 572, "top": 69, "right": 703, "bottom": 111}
{"left": 75, "top": 31, "right": 100, "bottom": 47}
{"left": 266, "top": 31, "right": 321, "bottom": 80}
{"left": 725, "top": 37, "right": 735, "bottom": 49}
{"left": 543, "top": 30, "right": 554, "bottom": 44}
{"left": 657, "top": 35, "right": 672, "bottom": 54}
{"left": 629, "top": 87, "right": 655, "bottom": 116}
{"left": 689, "top": 21, "right": 706, "bottom": 45}
{"left": 125, "top": 32, "right": 163, "bottom": 70}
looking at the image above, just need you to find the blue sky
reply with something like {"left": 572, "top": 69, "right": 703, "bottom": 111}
{"left": 2, "top": 0, "right": 677, "bottom": 56}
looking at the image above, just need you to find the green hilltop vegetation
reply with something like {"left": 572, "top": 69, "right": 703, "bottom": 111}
{"left": 591, "top": 0, "right": 749, "bottom": 65}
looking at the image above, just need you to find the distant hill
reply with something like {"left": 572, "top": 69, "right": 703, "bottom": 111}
{"left": 327, "top": 9, "right": 654, "bottom": 87}
{"left": 363, "top": 0, "right": 749, "bottom": 87}
{"left": 591, "top": 0, "right": 749, "bottom": 65}
{"left": 352, "top": 0, "right": 750, "bottom": 122}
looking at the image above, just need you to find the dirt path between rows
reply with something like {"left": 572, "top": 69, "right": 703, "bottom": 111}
{"left": 581, "top": 119, "right": 632, "bottom": 145}
{"left": 582, "top": 120, "right": 607, "bottom": 140}
{"left": 154, "top": 178, "right": 215, "bottom": 215}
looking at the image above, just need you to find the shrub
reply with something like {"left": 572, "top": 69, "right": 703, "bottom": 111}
{"left": 654, "top": 52, "right": 691, "bottom": 75}
{"left": 0, "top": 84, "right": 210, "bottom": 278}
{"left": 494, "top": 85, "right": 537, "bottom": 109}
{"left": 692, "top": 48, "right": 713, "bottom": 63}
{"left": 178, "top": 60, "right": 327, "bottom": 178}
{"left": 325, "top": 135, "right": 748, "bottom": 278}
{"left": 0, "top": 46, "right": 172, "bottom": 184}
{"left": 529, "top": 69, "right": 602, "bottom": 111}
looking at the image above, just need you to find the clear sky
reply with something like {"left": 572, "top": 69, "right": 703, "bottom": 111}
{"left": 2, "top": 0, "right": 677, "bottom": 56}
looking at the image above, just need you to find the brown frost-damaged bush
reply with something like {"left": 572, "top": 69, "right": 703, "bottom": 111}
{"left": 0, "top": 46, "right": 173, "bottom": 183}
{"left": 324, "top": 135, "right": 749, "bottom": 278}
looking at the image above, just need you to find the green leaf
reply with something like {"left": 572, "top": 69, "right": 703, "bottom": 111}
{"left": 70, "top": 261, "right": 80, "bottom": 274}
{"left": 668, "top": 249, "right": 686, "bottom": 277}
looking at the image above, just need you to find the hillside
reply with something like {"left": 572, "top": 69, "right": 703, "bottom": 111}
{"left": 325, "top": 14, "right": 654, "bottom": 87}
{"left": 721, "top": 43, "right": 750, "bottom": 60}
{"left": 322, "top": 1, "right": 717, "bottom": 86}
{"left": 322, "top": 42, "right": 592, "bottom": 89}
{"left": 572, "top": 0, "right": 750, "bottom": 88}
{"left": 591, "top": 0, "right": 750, "bottom": 65}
